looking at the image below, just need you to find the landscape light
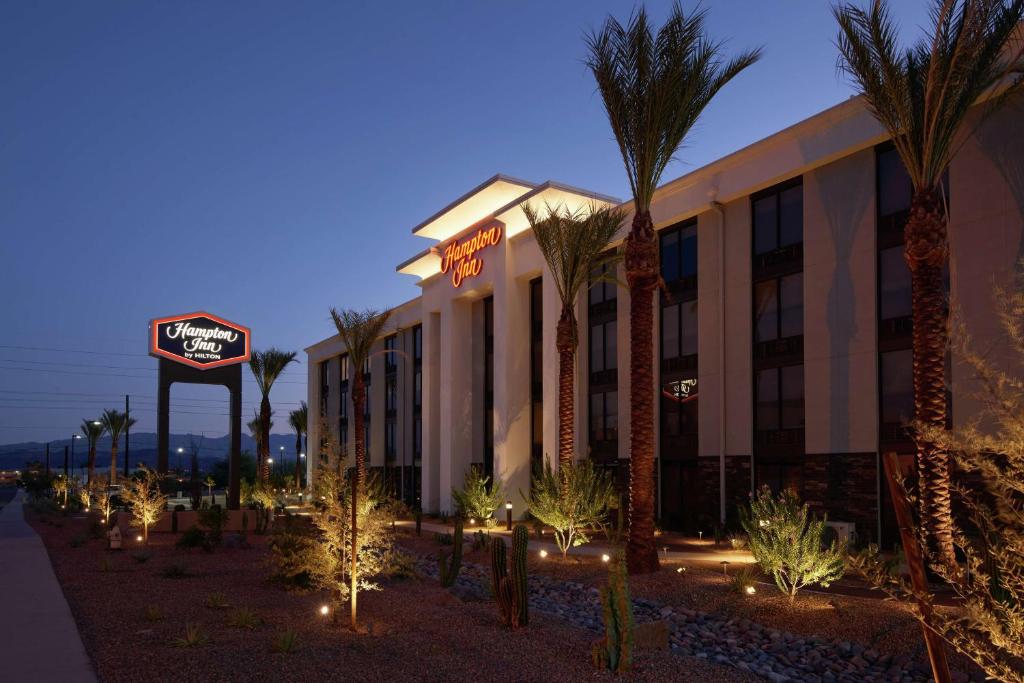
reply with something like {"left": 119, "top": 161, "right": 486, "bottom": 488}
{"left": 539, "top": 549, "right": 548, "bottom": 559}
{"left": 468, "top": 518, "right": 475, "bottom": 525}
{"left": 505, "top": 501, "right": 512, "bottom": 510}
{"left": 267, "top": 458, "right": 273, "bottom": 464}
{"left": 745, "top": 586, "right": 756, "bottom": 595}
{"left": 601, "top": 554, "right": 610, "bottom": 563}
{"left": 319, "top": 605, "right": 329, "bottom": 616}
{"left": 136, "top": 535, "right": 143, "bottom": 542}
{"left": 676, "top": 567, "right": 685, "bottom": 574}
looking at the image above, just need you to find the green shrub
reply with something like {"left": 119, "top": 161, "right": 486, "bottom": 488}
{"left": 434, "top": 532, "right": 453, "bottom": 546}
{"left": 267, "top": 515, "right": 314, "bottom": 589}
{"left": 471, "top": 530, "right": 491, "bottom": 552}
{"left": 524, "top": 459, "right": 614, "bottom": 557}
{"left": 174, "top": 622, "right": 208, "bottom": 648}
{"left": 592, "top": 553, "right": 632, "bottom": 672}
{"left": 728, "top": 533, "right": 748, "bottom": 550}
{"left": 131, "top": 550, "right": 152, "bottom": 564}
{"left": 226, "top": 607, "right": 261, "bottom": 630}
{"left": 451, "top": 469, "right": 503, "bottom": 524}
{"left": 176, "top": 526, "right": 208, "bottom": 550}
{"left": 729, "top": 566, "right": 758, "bottom": 594}
{"left": 198, "top": 504, "right": 229, "bottom": 547}
{"left": 740, "top": 486, "right": 845, "bottom": 602}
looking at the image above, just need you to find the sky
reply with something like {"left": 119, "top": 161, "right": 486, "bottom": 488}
{"left": 0, "top": 0, "right": 933, "bottom": 447}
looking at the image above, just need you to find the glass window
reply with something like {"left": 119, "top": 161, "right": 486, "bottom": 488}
{"left": 605, "top": 390, "right": 618, "bottom": 441}
{"left": 590, "top": 393, "right": 604, "bottom": 438}
{"left": 881, "top": 349, "right": 914, "bottom": 424}
{"left": 878, "top": 147, "right": 912, "bottom": 218}
{"left": 779, "top": 273, "right": 803, "bottom": 338}
{"left": 589, "top": 262, "right": 617, "bottom": 305}
{"left": 754, "top": 280, "right": 778, "bottom": 342}
{"left": 605, "top": 321, "right": 617, "bottom": 370}
{"left": 660, "top": 231, "right": 680, "bottom": 283}
{"left": 413, "top": 326, "right": 422, "bottom": 361}
{"left": 681, "top": 224, "right": 698, "bottom": 277}
{"left": 339, "top": 390, "right": 348, "bottom": 419}
{"left": 780, "top": 365, "right": 804, "bottom": 429}
{"left": 340, "top": 355, "right": 349, "bottom": 383}
{"left": 680, "top": 300, "right": 698, "bottom": 356}
{"left": 753, "top": 196, "right": 777, "bottom": 255}
{"left": 590, "top": 323, "right": 605, "bottom": 372}
{"left": 661, "top": 304, "right": 680, "bottom": 360}
{"left": 414, "top": 372, "right": 422, "bottom": 408}
{"left": 779, "top": 185, "right": 803, "bottom": 247}
{"left": 880, "top": 246, "right": 912, "bottom": 320}
{"left": 756, "top": 368, "right": 779, "bottom": 431}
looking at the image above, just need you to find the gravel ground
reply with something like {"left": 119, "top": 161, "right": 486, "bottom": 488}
{"left": 27, "top": 510, "right": 754, "bottom": 683}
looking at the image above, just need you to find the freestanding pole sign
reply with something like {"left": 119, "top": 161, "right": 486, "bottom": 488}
{"left": 149, "top": 312, "right": 251, "bottom": 510}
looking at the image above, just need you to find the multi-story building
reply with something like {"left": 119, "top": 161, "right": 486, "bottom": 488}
{"left": 305, "top": 91, "right": 1023, "bottom": 547}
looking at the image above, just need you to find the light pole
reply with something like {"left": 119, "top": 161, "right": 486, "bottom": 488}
{"left": 71, "top": 433, "right": 81, "bottom": 477}
{"left": 279, "top": 446, "right": 285, "bottom": 481}
{"left": 299, "top": 452, "right": 306, "bottom": 490}
{"left": 176, "top": 447, "right": 184, "bottom": 475}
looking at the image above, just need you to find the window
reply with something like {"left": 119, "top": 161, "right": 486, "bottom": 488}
{"left": 754, "top": 273, "right": 803, "bottom": 342}
{"left": 384, "top": 335, "right": 397, "bottom": 373}
{"left": 880, "top": 350, "right": 914, "bottom": 425}
{"left": 529, "top": 278, "right": 543, "bottom": 471}
{"left": 879, "top": 246, "right": 912, "bottom": 320}
{"left": 756, "top": 365, "right": 804, "bottom": 431}
{"left": 338, "top": 354, "right": 349, "bottom": 456}
{"left": 413, "top": 326, "right": 422, "bottom": 362}
{"left": 385, "top": 419, "right": 396, "bottom": 461}
{"left": 661, "top": 300, "right": 698, "bottom": 359}
{"left": 319, "top": 361, "right": 330, "bottom": 417}
{"left": 589, "top": 262, "right": 617, "bottom": 306}
{"left": 754, "top": 182, "right": 803, "bottom": 255}
{"left": 590, "top": 321, "right": 617, "bottom": 373}
{"left": 590, "top": 391, "right": 618, "bottom": 443}
{"left": 878, "top": 147, "right": 912, "bottom": 219}
{"left": 385, "top": 378, "right": 397, "bottom": 412}
{"left": 660, "top": 222, "right": 697, "bottom": 283}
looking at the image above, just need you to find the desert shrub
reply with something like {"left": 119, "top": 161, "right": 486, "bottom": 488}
{"left": 162, "top": 561, "right": 190, "bottom": 579}
{"left": 204, "top": 592, "right": 229, "bottom": 609}
{"left": 88, "top": 520, "right": 106, "bottom": 539}
{"left": 176, "top": 526, "right": 208, "bottom": 550}
{"left": 525, "top": 459, "right": 614, "bottom": 557}
{"left": 451, "top": 468, "right": 503, "bottom": 525}
{"left": 131, "top": 550, "right": 152, "bottom": 564}
{"left": 380, "top": 548, "right": 415, "bottom": 580}
{"left": 69, "top": 533, "right": 87, "bottom": 548}
{"left": 198, "top": 504, "right": 229, "bottom": 547}
{"left": 271, "top": 629, "right": 298, "bottom": 654}
{"left": 729, "top": 566, "right": 758, "bottom": 595}
{"left": 227, "top": 607, "right": 261, "bottom": 630}
{"left": 174, "top": 622, "right": 208, "bottom": 648}
{"left": 242, "top": 479, "right": 276, "bottom": 534}
{"left": 471, "top": 530, "right": 491, "bottom": 552}
{"left": 267, "top": 513, "right": 315, "bottom": 589}
{"left": 740, "top": 486, "right": 845, "bottom": 602}
{"left": 434, "top": 532, "right": 453, "bottom": 546}
{"left": 728, "top": 533, "right": 748, "bottom": 550}
{"left": 143, "top": 605, "right": 162, "bottom": 622}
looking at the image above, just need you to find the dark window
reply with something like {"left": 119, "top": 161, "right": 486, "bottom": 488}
{"left": 338, "top": 354, "right": 349, "bottom": 456}
{"left": 879, "top": 246, "right": 912, "bottom": 321}
{"left": 319, "top": 361, "right": 330, "bottom": 417}
{"left": 878, "top": 146, "right": 912, "bottom": 218}
{"left": 661, "top": 300, "right": 698, "bottom": 359}
{"left": 880, "top": 349, "right": 914, "bottom": 426}
{"left": 754, "top": 181, "right": 803, "bottom": 256}
{"left": 590, "top": 391, "right": 618, "bottom": 443}
{"left": 385, "top": 419, "right": 396, "bottom": 461}
{"left": 754, "top": 273, "right": 802, "bottom": 342}
{"left": 590, "top": 320, "right": 617, "bottom": 373}
{"left": 413, "top": 325, "right": 422, "bottom": 362}
{"left": 660, "top": 222, "right": 697, "bottom": 283}
{"left": 755, "top": 365, "right": 804, "bottom": 432}
{"left": 384, "top": 335, "right": 397, "bottom": 373}
{"left": 589, "top": 262, "right": 617, "bottom": 305}
{"left": 529, "top": 278, "right": 543, "bottom": 472}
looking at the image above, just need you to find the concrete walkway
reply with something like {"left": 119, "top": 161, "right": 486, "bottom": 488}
{"left": 0, "top": 490, "right": 97, "bottom": 682}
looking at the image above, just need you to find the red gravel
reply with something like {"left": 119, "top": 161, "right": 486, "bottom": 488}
{"left": 27, "top": 510, "right": 754, "bottom": 683}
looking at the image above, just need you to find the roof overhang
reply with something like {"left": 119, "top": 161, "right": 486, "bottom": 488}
{"left": 411, "top": 174, "right": 536, "bottom": 241}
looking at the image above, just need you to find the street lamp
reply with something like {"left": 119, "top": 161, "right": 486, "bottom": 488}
{"left": 71, "top": 433, "right": 82, "bottom": 476}
{"left": 279, "top": 446, "right": 285, "bottom": 478}
{"left": 176, "top": 447, "right": 184, "bottom": 474}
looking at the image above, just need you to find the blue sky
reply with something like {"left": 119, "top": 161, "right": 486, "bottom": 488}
{"left": 0, "top": 1, "right": 931, "bottom": 446}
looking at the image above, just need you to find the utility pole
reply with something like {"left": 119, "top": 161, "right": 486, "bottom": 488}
{"left": 63, "top": 445, "right": 69, "bottom": 477}
{"left": 124, "top": 394, "right": 130, "bottom": 477}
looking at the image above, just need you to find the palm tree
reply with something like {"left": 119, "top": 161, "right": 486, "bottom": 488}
{"left": 248, "top": 411, "right": 271, "bottom": 476}
{"left": 289, "top": 401, "right": 308, "bottom": 490}
{"left": 100, "top": 409, "right": 130, "bottom": 486}
{"left": 523, "top": 203, "right": 623, "bottom": 471}
{"left": 80, "top": 418, "right": 105, "bottom": 486}
{"left": 249, "top": 348, "right": 298, "bottom": 481}
{"left": 329, "top": 308, "right": 392, "bottom": 489}
{"left": 587, "top": 3, "right": 760, "bottom": 574}
{"left": 835, "top": 0, "right": 1024, "bottom": 572}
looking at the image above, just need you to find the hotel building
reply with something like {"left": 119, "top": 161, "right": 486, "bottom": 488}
{"left": 306, "top": 92, "right": 1024, "bottom": 547}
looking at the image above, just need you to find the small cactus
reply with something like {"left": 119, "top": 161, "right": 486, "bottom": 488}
{"left": 491, "top": 524, "right": 529, "bottom": 628}
{"left": 438, "top": 517, "right": 463, "bottom": 588}
{"left": 592, "top": 553, "right": 632, "bottom": 673}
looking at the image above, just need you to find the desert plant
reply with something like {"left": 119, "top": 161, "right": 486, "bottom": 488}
{"left": 227, "top": 607, "right": 261, "bottom": 630}
{"left": 143, "top": 605, "right": 162, "bottom": 622}
{"left": 525, "top": 459, "right": 614, "bottom": 557}
{"left": 198, "top": 504, "right": 229, "bottom": 547}
{"left": 592, "top": 552, "right": 633, "bottom": 672}
{"left": 587, "top": 2, "right": 760, "bottom": 574}
{"left": 439, "top": 517, "right": 464, "bottom": 588}
{"left": 174, "top": 622, "right": 208, "bottom": 648}
{"left": 835, "top": 0, "right": 1024, "bottom": 572}
{"left": 100, "top": 408, "right": 131, "bottom": 487}
{"left": 90, "top": 482, "right": 112, "bottom": 526}
{"left": 729, "top": 533, "right": 748, "bottom": 550}
{"left": 77, "top": 486, "right": 91, "bottom": 511}
{"left": 203, "top": 475, "right": 216, "bottom": 502}
{"left": 380, "top": 548, "right": 415, "bottom": 580}
{"left": 852, "top": 270, "right": 1024, "bottom": 682}
{"left": 289, "top": 401, "right": 308, "bottom": 489}
{"left": 729, "top": 566, "right": 758, "bottom": 595}
{"left": 249, "top": 348, "right": 298, "bottom": 481}
{"left": 271, "top": 629, "right": 298, "bottom": 654}
{"left": 204, "top": 592, "right": 229, "bottom": 609}
{"left": 267, "top": 513, "right": 315, "bottom": 589}
{"left": 740, "top": 486, "right": 845, "bottom": 602}
{"left": 242, "top": 479, "right": 276, "bottom": 534}
{"left": 69, "top": 533, "right": 86, "bottom": 548}
{"left": 121, "top": 466, "right": 167, "bottom": 544}
{"left": 451, "top": 468, "right": 503, "bottom": 524}
{"left": 471, "top": 529, "right": 491, "bottom": 552}
{"left": 434, "top": 532, "right": 453, "bottom": 546}
{"left": 491, "top": 524, "right": 529, "bottom": 628}
{"left": 176, "top": 526, "right": 208, "bottom": 550}
{"left": 80, "top": 418, "right": 105, "bottom": 486}
{"left": 52, "top": 474, "right": 70, "bottom": 506}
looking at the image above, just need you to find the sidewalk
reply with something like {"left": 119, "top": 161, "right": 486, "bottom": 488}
{"left": 0, "top": 490, "right": 97, "bottom": 682}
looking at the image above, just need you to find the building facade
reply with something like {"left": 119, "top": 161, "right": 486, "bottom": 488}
{"left": 306, "top": 93, "right": 1024, "bottom": 547}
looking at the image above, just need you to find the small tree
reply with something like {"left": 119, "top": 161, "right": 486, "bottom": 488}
{"left": 53, "top": 474, "right": 70, "bottom": 506}
{"left": 740, "top": 486, "right": 845, "bottom": 602}
{"left": 525, "top": 459, "right": 615, "bottom": 557}
{"left": 241, "top": 479, "right": 276, "bottom": 534}
{"left": 451, "top": 468, "right": 504, "bottom": 525}
{"left": 122, "top": 466, "right": 168, "bottom": 544}
{"left": 204, "top": 476, "right": 216, "bottom": 501}
{"left": 854, "top": 271, "right": 1024, "bottom": 682}
{"left": 90, "top": 482, "right": 112, "bottom": 525}
{"left": 78, "top": 485, "right": 91, "bottom": 511}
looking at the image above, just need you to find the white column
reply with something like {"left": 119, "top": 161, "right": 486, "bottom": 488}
{"left": 420, "top": 310, "right": 442, "bottom": 512}
{"left": 439, "top": 296, "right": 473, "bottom": 512}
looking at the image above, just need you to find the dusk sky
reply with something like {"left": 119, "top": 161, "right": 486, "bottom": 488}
{"left": 0, "top": 1, "right": 931, "bottom": 447}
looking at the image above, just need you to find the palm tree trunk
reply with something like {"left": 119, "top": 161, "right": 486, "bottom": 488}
{"left": 556, "top": 309, "right": 577, "bottom": 473}
{"left": 87, "top": 445, "right": 96, "bottom": 487}
{"left": 294, "top": 433, "right": 302, "bottom": 490}
{"left": 624, "top": 210, "right": 660, "bottom": 575}
{"left": 110, "top": 441, "right": 118, "bottom": 486}
{"left": 352, "top": 373, "right": 366, "bottom": 489}
{"left": 260, "top": 397, "right": 271, "bottom": 482}
{"left": 905, "top": 188, "right": 956, "bottom": 572}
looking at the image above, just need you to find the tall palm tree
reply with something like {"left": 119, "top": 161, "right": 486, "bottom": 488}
{"left": 248, "top": 411, "right": 271, "bottom": 477}
{"left": 587, "top": 3, "right": 760, "bottom": 574}
{"left": 289, "top": 401, "right": 308, "bottom": 489}
{"left": 100, "top": 409, "right": 130, "bottom": 486}
{"left": 835, "top": 0, "right": 1024, "bottom": 571}
{"left": 249, "top": 348, "right": 298, "bottom": 481}
{"left": 329, "top": 308, "right": 392, "bottom": 489}
{"left": 523, "top": 203, "right": 624, "bottom": 471}
{"left": 80, "top": 418, "right": 105, "bottom": 486}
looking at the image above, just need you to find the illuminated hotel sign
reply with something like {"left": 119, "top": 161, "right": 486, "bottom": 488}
{"left": 149, "top": 312, "right": 251, "bottom": 370}
{"left": 662, "top": 378, "right": 697, "bottom": 403}
{"left": 438, "top": 223, "right": 503, "bottom": 288}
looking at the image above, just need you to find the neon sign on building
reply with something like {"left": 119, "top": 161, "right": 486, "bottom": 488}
{"left": 439, "top": 224, "right": 503, "bottom": 288}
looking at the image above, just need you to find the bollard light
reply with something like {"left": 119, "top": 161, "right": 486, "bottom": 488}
{"left": 319, "top": 605, "right": 330, "bottom": 616}
{"left": 676, "top": 567, "right": 685, "bottom": 574}
{"left": 601, "top": 553, "right": 611, "bottom": 563}
{"left": 745, "top": 585, "right": 756, "bottom": 595}
{"left": 539, "top": 549, "right": 548, "bottom": 559}
{"left": 505, "top": 501, "right": 513, "bottom": 531}
{"left": 136, "top": 535, "right": 143, "bottom": 542}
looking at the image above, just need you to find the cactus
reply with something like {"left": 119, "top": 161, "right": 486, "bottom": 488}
{"left": 438, "top": 517, "right": 463, "bottom": 588}
{"left": 491, "top": 524, "right": 530, "bottom": 628}
{"left": 592, "top": 553, "right": 633, "bottom": 673}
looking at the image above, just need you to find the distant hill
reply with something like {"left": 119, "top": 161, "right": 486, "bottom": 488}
{"left": 0, "top": 432, "right": 305, "bottom": 470}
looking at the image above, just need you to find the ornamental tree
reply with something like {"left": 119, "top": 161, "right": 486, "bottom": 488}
{"left": 525, "top": 459, "right": 615, "bottom": 557}
{"left": 122, "top": 466, "right": 168, "bottom": 544}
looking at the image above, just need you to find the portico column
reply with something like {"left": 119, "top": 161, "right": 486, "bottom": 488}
{"left": 420, "top": 310, "right": 441, "bottom": 512}
{"left": 439, "top": 296, "right": 473, "bottom": 513}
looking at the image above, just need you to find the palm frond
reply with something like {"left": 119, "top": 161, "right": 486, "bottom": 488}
{"left": 835, "top": 0, "right": 1024, "bottom": 191}
{"left": 328, "top": 308, "right": 393, "bottom": 370}
{"left": 586, "top": 2, "right": 761, "bottom": 210}
{"left": 289, "top": 401, "right": 308, "bottom": 435}
{"left": 248, "top": 348, "right": 298, "bottom": 397}
{"left": 100, "top": 409, "right": 127, "bottom": 441}
{"left": 80, "top": 418, "right": 105, "bottom": 445}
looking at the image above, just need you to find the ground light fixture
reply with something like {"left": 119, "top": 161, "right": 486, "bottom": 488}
{"left": 539, "top": 549, "right": 548, "bottom": 559}
{"left": 745, "top": 585, "right": 756, "bottom": 595}
{"left": 505, "top": 500, "right": 513, "bottom": 530}
{"left": 319, "top": 605, "right": 330, "bottom": 617}
{"left": 676, "top": 567, "right": 685, "bottom": 574}
{"left": 136, "top": 535, "right": 143, "bottom": 542}
{"left": 601, "top": 553, "right": 611, "bottom": 563}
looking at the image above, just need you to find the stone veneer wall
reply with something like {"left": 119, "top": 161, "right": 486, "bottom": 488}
{"left": 803, "top": 452, "right": 878, "bottom": 546}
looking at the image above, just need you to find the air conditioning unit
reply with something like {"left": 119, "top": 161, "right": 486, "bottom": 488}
{"left": 824, "top": 521, "right": 856, "bottom": 545}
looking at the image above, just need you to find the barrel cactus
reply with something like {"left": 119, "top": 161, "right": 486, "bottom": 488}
{"left": 438, "top": 517, "right": 463, "bottom": 588}
{"left": 592, "top": 553, "right": 632, "bottom": 672}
